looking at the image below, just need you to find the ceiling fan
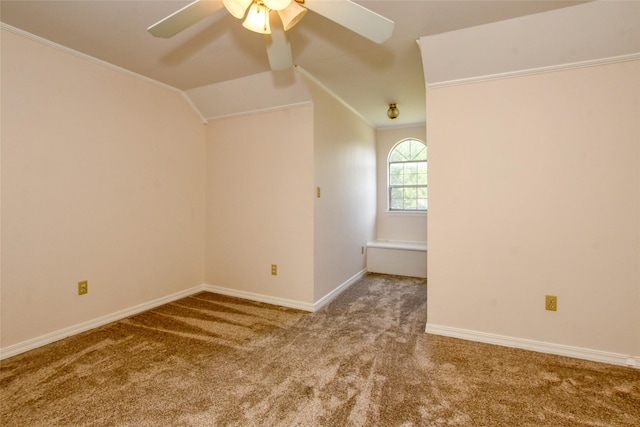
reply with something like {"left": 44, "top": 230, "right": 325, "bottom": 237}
{"left": 148, "top": 0, "right": 395, "bottom": 71}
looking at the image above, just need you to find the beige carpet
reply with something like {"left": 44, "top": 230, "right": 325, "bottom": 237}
{"left": 1, "top": 273, "right": 639, "bottom": 426}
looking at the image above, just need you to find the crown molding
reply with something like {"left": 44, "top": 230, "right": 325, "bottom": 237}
{"left": 203, "top": 101, "right": 312, "bottom": 123}
{"left": 426, "top": 53, "right": 640, "bottom": 90}
{"left": 2, "top": 23, "right": 208, "bottom": 123}
{"left": 296, "top": 65, "right": 375, "bottom": 129}
{"left": 2, "top": 23, "right": 182, "bottom": 91}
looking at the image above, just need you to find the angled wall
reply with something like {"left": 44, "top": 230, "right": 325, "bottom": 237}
{"left": 1, "top": 27, "right": 377, "bottom": 357}
{"left": 185, "top": 69, "right": 310, "bottom": 121}
{"left": 202, "top": 69, "right": 377, "bottom": 309}
{"left": 1, "top": 28, "right": 207, "bottom": 351}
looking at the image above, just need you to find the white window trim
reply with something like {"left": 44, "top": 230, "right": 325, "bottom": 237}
{"left": 387, "top": 138, "right": 427, "bottom": 212}
{"left": 384, "top": 209, "right": 428, "bottom": 215}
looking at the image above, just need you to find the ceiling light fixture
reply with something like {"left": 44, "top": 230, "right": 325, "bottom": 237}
{"left": 387, "top": 103, "right": 399, "bottom": 119}
{"left": 242, "top": 1, "right": 271, "bottom": 34}
{"left": 263, "top": 0, "right": 292, "bottom": 11}
{"left": 223, "top": 0, "right": 253, "bottom": 19}
{"left": 228, "top": 0, "right": 306, "bottom": 34}
{"left": 278, "top": 0, "right": 307, "bottom": 31}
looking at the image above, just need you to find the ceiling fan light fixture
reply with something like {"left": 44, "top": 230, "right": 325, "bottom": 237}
{"left": 278, "top": 1, "right": 307, "bottom": 31}
{"left": 387, "top": 103, "right": 399, "bottom": 119}
{"left": 223, "top": 0, "right": 253, "bottom": 19}
{"left": 243, "top": 2, "right": 271, "bottom": 34}
{"left": 263, "top": 0, "right": 292, "bottom": 11}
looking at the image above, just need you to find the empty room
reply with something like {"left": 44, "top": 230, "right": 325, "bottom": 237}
{"left": 1, "top": 1, "right": 639, "bottom": 425}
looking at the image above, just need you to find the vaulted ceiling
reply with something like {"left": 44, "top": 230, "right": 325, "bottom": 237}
{"left": 0, "top": 1, "right": 586, "bottom": 127}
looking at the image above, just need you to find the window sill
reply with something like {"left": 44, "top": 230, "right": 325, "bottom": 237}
{"left": 367, "top": 240, "right": 427, "bottom": 251}
{"left": 385, "top": 210, "right": 427, "bottom": 215}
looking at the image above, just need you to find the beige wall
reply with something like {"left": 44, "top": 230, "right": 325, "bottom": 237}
{"left": 204, "top": 106, "right": 315, "bottom": 304}
{"left": 1, "top": 30, "right": 207, "bottom": 348}
{"left": 426, "top": 60, "right": 640, "bottom": 357}
{"left": 303, "top": 76, "right": 377, "bottom": 302}
{"left": 0, "top": 26, "right": 376, "bottom": 353}
{"left": 204, "top": 73, "right": 376, "bottom": 307}
{"left": 375, "top": 126, "right": 428, "bottom": 243}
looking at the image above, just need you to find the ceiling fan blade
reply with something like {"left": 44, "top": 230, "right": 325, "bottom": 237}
{"left": 265, "top": 16, "right": 294, "bottom": 70}
{"left": 304, "top": 0, "right": 394, "bottom": 44}
{"left": 148, "top": 0, "right": 225, "bottom": 38}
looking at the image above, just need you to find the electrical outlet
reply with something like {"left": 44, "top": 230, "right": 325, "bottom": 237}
{"left": 271, "top": 264, "right": 277, "bottom": 276}
{"left": 316, "top": 187, "right": 321, "bottom": 198}
{"left": 78, "top": 280, "right": 88, "bottom": 295}
{"left": 545, "top": 295, "right": 557, "bottom": 311}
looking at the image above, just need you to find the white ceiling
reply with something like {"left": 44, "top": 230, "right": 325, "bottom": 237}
{"left": 0, "top": 1, "right": 587, "bottom": 128}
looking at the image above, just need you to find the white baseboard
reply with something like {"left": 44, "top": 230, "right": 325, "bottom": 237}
{"left": 313, "top": 269, "right": 366, "bottom": 311}
{"left": 203, "top": 284, "right": 315, "bottom": 312}
{"left": 0, "top": 286, "right": 206, "bottom": 360}
{"left": 0, "top": 271, "right": 366, "bottom": 360}
{"left": 425, "top": 323, "right": 639, "bottom": 369}
{"left": 204, "top": 269, "right": 367, "bottom": 313}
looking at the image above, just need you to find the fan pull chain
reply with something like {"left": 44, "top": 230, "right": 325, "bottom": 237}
{"left": 263, "top": 3, "right": 269, "bottom": 32}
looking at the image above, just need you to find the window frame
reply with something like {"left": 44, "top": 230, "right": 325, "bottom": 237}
{"left": 387, "top": 138, "right": 427, "bottom": 212}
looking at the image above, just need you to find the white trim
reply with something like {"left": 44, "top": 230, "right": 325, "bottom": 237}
{"left": 2, "top": 24, "right": 307, "bottom": 124}
{"left": 376, "top": 121, "right": 427, "bottom": 130}
{"left": 1, "top": 23, "right": 207, "bottom": 123}
{"left": 296, "top": 65, "right": 375, "bottom": 128}
{"left": 0, "top": 286, "right": 206, "bottom": 360}
{"left": 1, "top": 24, "right": 182, "bottom": 94}
{"left": 203, "top": 101, "right": 312, "bottom": 123}
{"left": 427, "top": 53, "right": 640, "bottom": 89}
{"left": 313, "top": 269, "right": 367, "bottom": 311}
{"left": 384, "top": 210, "right": 428, "bottom": 216}
{"left": 203, "top": 284, "right": 315, "bottom": 312}
{"left": 628, "top": 356, "right": 640, "bottom": 369}
{"left": 0, "top": 271, "right": 366, "bottom": 360}
{"left": 205, "top": 269, "right": 366, "bottom": 313}
{"left": 425, "top": 323, "right": 640, "bottom": 369}
{"left": 367, "top": 241, "right": 427, "bottom": 252}
{"left": 180, "top": 92, "right": 208, "bottom": 124}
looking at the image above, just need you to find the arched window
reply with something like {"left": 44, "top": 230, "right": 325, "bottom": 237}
{"left": 388, "top": 139, "right": 427, "bottom": 211}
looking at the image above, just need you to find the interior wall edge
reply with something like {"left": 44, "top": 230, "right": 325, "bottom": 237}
{"left": 180, "top": 92, "right": 208, "bottom": 124}
{"left": 297, "top": 66, "right": 374, "bottom": 129}
{"left": 313, "top": 269, "right": 366, "bottom": 312}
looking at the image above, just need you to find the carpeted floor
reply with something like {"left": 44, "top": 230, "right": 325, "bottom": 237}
{"left": 1, "top": 273, "right": 639, "bottom": 426}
